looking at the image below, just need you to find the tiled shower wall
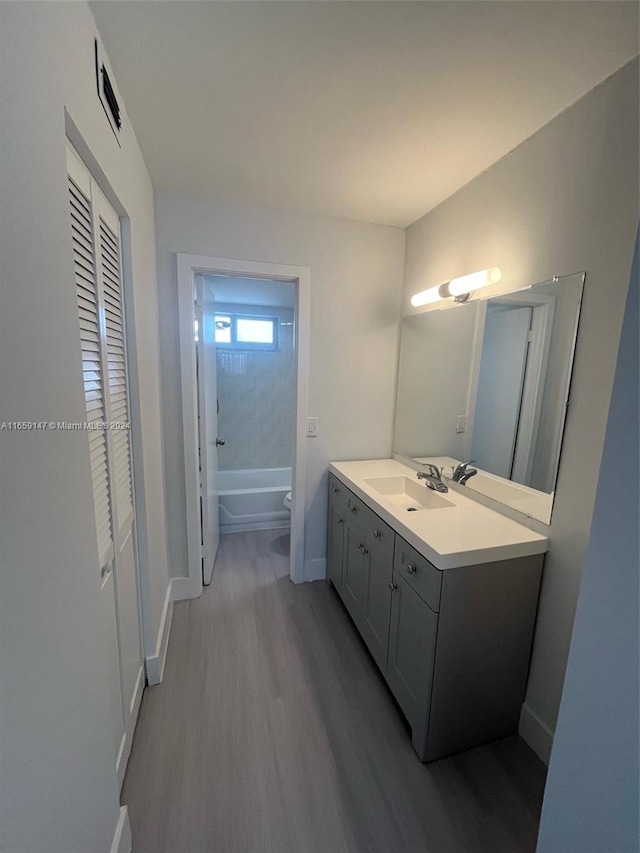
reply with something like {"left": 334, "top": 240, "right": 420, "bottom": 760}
{"left": 216, "top": 303, "right": 295, "bottom": 471}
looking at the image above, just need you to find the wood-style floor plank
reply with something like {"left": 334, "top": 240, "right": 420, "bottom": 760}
{"left": 122, "top": 530, "right": 546, "bottom": 853}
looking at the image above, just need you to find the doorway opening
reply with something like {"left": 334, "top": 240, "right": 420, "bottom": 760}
{"left": 177, "top": 254, "right": 310, "bottom": 595}
{"left": 468, "top": 291, "right": 555, "bottom": 487}
{"left": 208, "top": 275, "right": 296, "bottom": 541}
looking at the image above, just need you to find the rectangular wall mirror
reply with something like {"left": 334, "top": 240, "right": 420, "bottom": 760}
{"left": 393, "top": 271, "right": 585, "bottom": 524}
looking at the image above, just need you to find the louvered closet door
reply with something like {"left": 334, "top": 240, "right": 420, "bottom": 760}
{"left": 66, "top": 145, "right": 144, "bottom": 787}
{"left": 100, "top": 215, "right": 133, "bottom": 528}
{"left": 68, "top": 160, "right": 114, "bottom": 571}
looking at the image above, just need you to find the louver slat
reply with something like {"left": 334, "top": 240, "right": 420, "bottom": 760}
{"left": 100, "top": 218, "right": 133, "bottom": 525}
{"left": 69, "top": 176, "right": 112, "bottom": 566}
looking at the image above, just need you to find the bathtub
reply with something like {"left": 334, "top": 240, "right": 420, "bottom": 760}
{"left": 218, "top": 467, "right": 291, "bottom": 534}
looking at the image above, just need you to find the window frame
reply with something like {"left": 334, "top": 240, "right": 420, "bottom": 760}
{"left": 214, "top": 312, "right": 279, "bottom": 352}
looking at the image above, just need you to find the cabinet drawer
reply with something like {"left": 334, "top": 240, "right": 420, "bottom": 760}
{"left": 346, "top": 491, "right": 394, "bottom": 551}
{"left": 360, "top": 502, "right": 394, "bottom": 554}
{"left": 394, "top": 537, "right": 441, "bottom": 612}
{"left": 329, "top": 474, "right": 349, "bottom": 507}
{"left": 345, "top": 488, "right": 366, "bottom": 521}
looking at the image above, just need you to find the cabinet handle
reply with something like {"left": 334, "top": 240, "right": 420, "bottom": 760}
{"left": 349, "top": 505, "right": 357, "bottom": 513}
{"left": 389, "top": 582, "right": 397, "bottom": 591}
{"left": 406, "top": 563, "right": 417, "bottom": 574}
{"left": 360, "top": 545, "right": 368, "bottom": 556}
{"left": 356, "top": 541, "right": 363, "bottom": 550}
{"left": 332, "top": 486, "right": 340, "bottom": 494}
{"left": 373, "top": 530, "right": 381, "bottom": 539}
{"left": 337, "top": 517, "right": 344, "bottom": 525}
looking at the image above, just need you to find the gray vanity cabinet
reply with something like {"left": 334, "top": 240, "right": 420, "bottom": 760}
{"left": 326, "top": 472, "right": 544, "bottom": 763}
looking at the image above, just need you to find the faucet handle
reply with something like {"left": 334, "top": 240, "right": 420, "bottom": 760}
{"left": 422, "top": 463, "right": 442, "bottom": 479}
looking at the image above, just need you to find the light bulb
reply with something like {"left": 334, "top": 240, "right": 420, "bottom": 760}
{"left": 447, "top": 267, "right": 502, "bottom": 297}
{"left": 410, "top": 285, "right": 443, "bottom": 307}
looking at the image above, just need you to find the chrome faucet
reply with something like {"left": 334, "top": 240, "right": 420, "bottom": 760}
{"left": 416, "top": 464, "right": 448, "bottom": 493}
{"left": 452, "top": 460, "right": 478, "bottom": 485}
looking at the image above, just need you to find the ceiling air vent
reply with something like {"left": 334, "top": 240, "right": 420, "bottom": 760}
{"left": 95, "top": 38, "right": 122, "bottom": 145}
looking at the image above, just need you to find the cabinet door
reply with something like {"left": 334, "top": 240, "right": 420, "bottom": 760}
{"left": 387, "top": 572, "right": 438, "bottom": 754}
{"left": 342, "top": 518, "right": 367, "bottom": 625}
{"left": 327, "top": 489, "right": 347, "bottom": 589}
{"left": 360, "top": 533, "right": 394, "bottom": 673}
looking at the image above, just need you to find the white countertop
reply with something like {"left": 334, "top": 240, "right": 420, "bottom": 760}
{"left": 329, "top": 459, "right": 549, "bottom": 570}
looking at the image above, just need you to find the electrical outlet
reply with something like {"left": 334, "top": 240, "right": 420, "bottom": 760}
{"left": 306, "top": 417, "right": 319, "bottom": 437}
{"left": 456, "top": 415, "right": 467, "bottom": 434}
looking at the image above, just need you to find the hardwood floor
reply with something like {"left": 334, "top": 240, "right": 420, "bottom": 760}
{"left": 123, "top": 530, "right": 546, "bottom": 853}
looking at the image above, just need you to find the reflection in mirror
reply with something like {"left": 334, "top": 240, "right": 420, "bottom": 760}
{"left": 393, "top": 272, "right": 585, "bottom": 524}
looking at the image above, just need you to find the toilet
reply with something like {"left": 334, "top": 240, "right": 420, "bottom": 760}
{"left": 283, "top": 491, "right": 292, "bottom": 511}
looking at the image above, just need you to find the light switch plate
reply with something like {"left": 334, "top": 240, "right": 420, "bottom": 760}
{"left": 456, "top": 414, "right": 467, "bottom": 434}
{"left": 306, "top": 417, "right": 319, "bottom": 437}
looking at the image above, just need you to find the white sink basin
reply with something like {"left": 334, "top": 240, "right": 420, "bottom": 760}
{"left": 364, "top": 476, "right": 455, "bottom": 511}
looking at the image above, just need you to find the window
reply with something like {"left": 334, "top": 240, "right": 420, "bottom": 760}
{"left": 215, "top": 314, "right": 278, "bottom": 351}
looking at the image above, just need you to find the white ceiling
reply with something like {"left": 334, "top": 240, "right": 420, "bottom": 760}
{"left": 91, "top": 1, "right": 638, "bottom": 228}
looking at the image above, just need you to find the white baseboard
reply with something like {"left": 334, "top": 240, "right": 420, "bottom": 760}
{"left": 304, "top": 557, "right": 326, "bottom": 582}
{"left": 129, "top": 665, "right": 145, "bottom": 718}
{"left": 116, "top": 666, "right": 145, "bottom": 787}
{"left": 170, "top": 574, "right": 201, "bottom": 601}
{"left": 110, "top": 806, "right": 131, "bottom": 853}
{"left": 145, "top": 582, "right": 174, "bottom": 686}
{"left": 519, "top": 702, "right": 554, "bottom": 765}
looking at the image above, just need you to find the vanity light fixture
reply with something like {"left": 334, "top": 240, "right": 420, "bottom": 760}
{"left": 409, "top": 284, "right": 443, "bottom": 307}
{"left": 410, "top": 267, "right": 502, "bottom": 307}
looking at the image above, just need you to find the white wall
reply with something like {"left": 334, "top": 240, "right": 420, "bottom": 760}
{"left": 402, "top": 59, "right": 639, "bottom": 761}
{"left": 536, "top": 231, "right": 639, "bottom": 853}
{"left": 155, "top": 192, "right": 406, "bottom": 580}
{"left": 0, "top": 3, "right": 170, "bottom": 849}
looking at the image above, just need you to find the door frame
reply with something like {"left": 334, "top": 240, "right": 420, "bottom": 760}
{"left": 510, "top": 298, "right": 555, "bottom": 482}
{"left": 177, "top": 253, "right": 310, "bottom": 594}
{"left": 466, "top": 291, "right": 555, "bottom": 483}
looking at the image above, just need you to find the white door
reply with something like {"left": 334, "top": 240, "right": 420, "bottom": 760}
{"left": 67, "top": 145, "right": 144, "bottom": 786}
{"left": 471, "top": 305, "right": 532, "bottom": 479}
{"left": 195, "top": 276, "right": 220, "bottom": 585}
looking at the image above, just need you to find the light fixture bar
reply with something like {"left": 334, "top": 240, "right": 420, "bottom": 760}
{"left": 410, "top": 267, "right": 502, "bottom": 308}
{"left": 410, "top": 285, "right": 443, "bottom": 307}
{"left": 447, "top": 267, "right": 502, "bottom": 297}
